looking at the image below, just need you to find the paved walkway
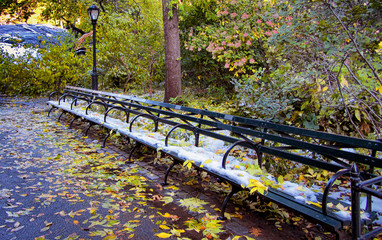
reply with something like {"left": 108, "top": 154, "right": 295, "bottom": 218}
{"left": 0, "top": 96, "right": 332, "bottom": 240}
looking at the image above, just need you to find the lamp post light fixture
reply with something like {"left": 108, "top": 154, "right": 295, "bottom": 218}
{"left": 87, "top": 4, "right": 100, "bottom": 90}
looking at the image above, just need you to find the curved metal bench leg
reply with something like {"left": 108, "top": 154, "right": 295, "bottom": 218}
{"left": 128, "top": 142, "right": 142, "bottom": 162}
{"left": 47, "top": 106, "right": 57, "bottom": 117}
{"left": 85, "top": 122, "right": 95, "bottom": 136}
{"left": 58, "top": 111, "right": 66, "bottom": 121}
{"left": 102, "top": 131, "right": 112, "bottom": 148}
{"left": 162, "top": 159, "right": 180, "bottom": 186}
{"left": 217, "top": 185, "right": 240, "bottom": 220}
{"left": 69, "top": 116, "right": 79, "bottom": 129}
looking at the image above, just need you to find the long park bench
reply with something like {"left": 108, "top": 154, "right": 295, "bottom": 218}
{"left": 47, "top": 86, "right": 382, "bottom": 239}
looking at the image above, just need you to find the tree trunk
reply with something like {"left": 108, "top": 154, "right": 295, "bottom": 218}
{"left": 162, "top": 0, "right": 182, "bottom": 103}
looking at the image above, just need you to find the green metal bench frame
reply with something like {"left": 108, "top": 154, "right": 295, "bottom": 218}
{"left": 47, "top": 86, "right": 382, "bottom": 240}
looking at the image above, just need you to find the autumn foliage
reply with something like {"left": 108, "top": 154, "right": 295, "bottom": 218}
{"left": 0, "top": 0, "right": 381, "bottom": 138}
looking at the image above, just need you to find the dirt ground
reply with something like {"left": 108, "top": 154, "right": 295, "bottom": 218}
{"left": 0, "top": 95, "right": 341, "bottom": 240}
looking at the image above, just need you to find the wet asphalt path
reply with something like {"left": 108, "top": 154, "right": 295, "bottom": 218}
{"left": 0, "top": 97, "right": 169, "bottom": 239}
{"left": 0, "top": 96, "right": 333, "bottom": 240}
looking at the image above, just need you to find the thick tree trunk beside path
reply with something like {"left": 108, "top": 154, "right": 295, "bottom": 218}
{"left": 162, "top": 0, "right": 182, "bottom": 103}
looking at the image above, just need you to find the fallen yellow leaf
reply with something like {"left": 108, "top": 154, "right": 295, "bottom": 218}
{"left": 160, "top": 225, "right": 170, "bottom": 230}
{"left": 155, "top": 232, "right": 172, "bottom": 238}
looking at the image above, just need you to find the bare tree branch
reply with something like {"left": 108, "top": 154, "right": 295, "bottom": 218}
{"left": 343, "top": 62, "right": 382, "bottom": 106}
{"left": 327, "top": 2, "right": 382, "bottom": 85}
{"left": 331, "top": 55, "right": 365, "bottom": 138}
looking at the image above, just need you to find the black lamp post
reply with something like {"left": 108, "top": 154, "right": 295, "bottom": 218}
{"left": 87, "top": 4, "right": 100, "bottom": 90}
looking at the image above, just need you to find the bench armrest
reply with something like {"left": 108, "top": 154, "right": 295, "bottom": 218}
{"left": 322, "top": 168, "right": 351, "bottom": 215}
{"left": 165, "top": 123, "right": 199, "bottom": 147}
{"left": 129, "top": 113, "right": 159, "bottom": 133}
{"left": 222, "top": 140, "right": 260, "bottom": 169}
{"left": 49, "top": 91, "right": 62, "bottom": 101}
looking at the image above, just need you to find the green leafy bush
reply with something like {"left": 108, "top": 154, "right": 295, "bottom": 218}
{"left": 95, "top": 0, "right": 165, "bottom": 92}
{"left": 0, "top": 36, "right": 91, "bottom": 95}
{"left": 181, "top": 0, "right": 382, "bottom": 138}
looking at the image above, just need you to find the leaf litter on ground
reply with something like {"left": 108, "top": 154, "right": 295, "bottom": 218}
{"left": 0, "top": 98, "right": 338, "bottom": 240}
